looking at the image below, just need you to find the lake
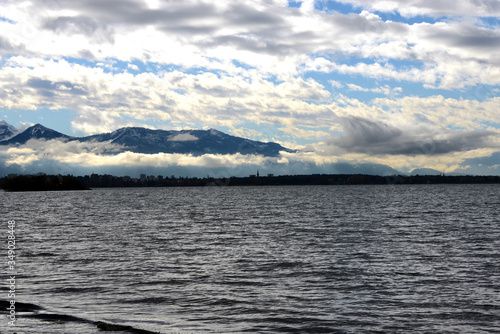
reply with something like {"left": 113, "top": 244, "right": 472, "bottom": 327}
{"left": 1, "top": 184, "right": 499, "bottom": 333}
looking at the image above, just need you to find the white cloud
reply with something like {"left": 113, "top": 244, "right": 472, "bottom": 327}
{"left": 1, "top": 0, "right": 499, "bottom": 89}
{"left": 347, "top": 83, "right": 402, "bottom": 95}
{"left": 0, "top": 57, "right": 339, "bottom": 136}
{"left": 127, "top": 63, "right": 139, "bottom": 71}
{"left": 168, "top": 133, "right": 198, "bottom": 141}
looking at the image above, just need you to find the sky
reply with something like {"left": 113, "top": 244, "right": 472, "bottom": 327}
{"left": 0, "top": 0, "right": 499, "bottom": 176}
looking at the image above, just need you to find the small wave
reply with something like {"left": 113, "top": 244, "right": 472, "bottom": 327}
{"left": 126, "top": 278, "right": 191, "bottom": 287}
{"left": 58, "top": 286, "right": 108, "bottom": 293}
{"left": 221, "top": 279, "right": 270, "bottom": 286}
{"left": 0, "top": 300, "right": 42, "bottom": 312}
{"left": 208, "top": 297, "right": 243, "bottom": 306}
{"left": 274, "top": 261, "right": 305, "bottom": 269}
{"left": 118, "top": 296, "right": 172, "bottom": 304}
{"left": 0, "top": 300, "right": 162, "bottom": 333}
{"left": 20, "top": 251, "right": 57, "bottom": 257}
{"left": 23, "top": 312, "right": 87, "bottom": 323}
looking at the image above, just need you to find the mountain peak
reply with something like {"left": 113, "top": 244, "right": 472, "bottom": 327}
{"left": 0, "top": 120, "right": 18, "bottom": 141}
{"left": 0, "top": 120, "right": 15, "bottom": 128}
{"left": 29, "top": 123, "right": 49, "bottom": 131}
{"left": 1, "top": 123, "right": 70, "bottom": 145}
{"left": 31, "top": 123, "right": 46, "bottom": 128}
{"left": 27, "top": 123, "right": 63, "bottom": 135}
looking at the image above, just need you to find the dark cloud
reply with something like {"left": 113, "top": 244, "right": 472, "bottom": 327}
{"left": 31, "top": 0, "right": 303, "bottom": 55}
{"left": 78, "top": 49, "right": 96, "bottom": 60}
{"left": 0, "top": 36, "right": 16, "bottom": 52}
{"left": 27, "top": 0, "right": 408, "bottom": 58}
{"left": 0, "top": 36, "right": 26, "bottom": 54}
{"left": 42, "top": 16, "right": 114, "bottom": 43}
{"left": 224, "top": 3, "right": 285, "bottom": 26}
{"left": 420, "top": 23, "right": 500, "bottom": 56}
{"left": 329, "top": 116, "right": 498, "bottom": 155}
{"left": 42, "top": 0, "right": 218, "bottom": 29}
{"left": 27, "top": 78, "right": 87, "bottom": 96}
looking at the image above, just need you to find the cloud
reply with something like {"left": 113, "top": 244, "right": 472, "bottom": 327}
{"left": 42, "top": 15, "right": 114, "bottom": 43}
{"left": 0, "top": 138, "right": 282, "bottom": 169}
{"left": 0, "top": 36, "right": 24, "bottom": 53}
{"left": 1, "top": 55, "right": 498, "bottom": 143}
{"left": 372, "top": 95, "right": 500, "bottom": 130}
{"left": 347, "top": 83, "right": 402, "bottom": 96}
{"left": 26, "top": 78, "right": 87, "bottom": 97}
{"left": 167, "top": 133, "right": 198, "bottom": 142}
{"left": 328, "top": 116, "right": 499, "bottom": 156}
{"left": 0, "top": 57, "right": 338, "bottom": 135}
{"left": 0, "top": 0, "right": 498, "bottom": 92}
{"left": 127, "top": 63, "right": 139, "bottom": 71}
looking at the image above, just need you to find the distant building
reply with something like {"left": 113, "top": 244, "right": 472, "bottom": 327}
{"left": 267, "top": 174, "right": 274, "bottom": 177}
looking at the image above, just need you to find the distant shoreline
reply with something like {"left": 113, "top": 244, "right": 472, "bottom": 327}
{"left": 1, "top": 173, "right": 499, "bottom": 191}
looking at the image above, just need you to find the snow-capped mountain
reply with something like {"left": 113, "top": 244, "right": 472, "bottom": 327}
{"left": 1, "top": 124, "right": 71, "bottom": 145}
{"left": 0, "top": 123, "right": 294, "bottom": 157}
{"left": 81, "top": 127, "right": 293, "bottom": 156}
{"left": 0, "top": 120, "right": 18, "bottom": 141}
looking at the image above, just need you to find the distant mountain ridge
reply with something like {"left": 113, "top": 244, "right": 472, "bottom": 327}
{"left": 0, "top": 122, "right": 294, "bottom": 157}
{"left": 410, "top": 168, "right": 444, "bottom": 176}
{"left": 2, "top": 123, "right": 70, "bottom": 144}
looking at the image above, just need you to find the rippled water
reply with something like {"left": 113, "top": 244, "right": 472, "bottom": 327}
{"left": 1, "top": 184, "right": 499, "bottom": 333}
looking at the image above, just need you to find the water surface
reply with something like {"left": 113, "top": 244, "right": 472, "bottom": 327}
{"left": 1, "top": 184, "right": 499, "bottom": 333}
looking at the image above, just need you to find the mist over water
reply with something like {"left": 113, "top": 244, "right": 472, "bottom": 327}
{"left": 1, "top": 184, "right": 499, "bottom": 333}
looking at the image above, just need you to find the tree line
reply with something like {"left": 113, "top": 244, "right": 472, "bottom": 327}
{"left": 1, "top": 173, "right": 499, "bottom": 191}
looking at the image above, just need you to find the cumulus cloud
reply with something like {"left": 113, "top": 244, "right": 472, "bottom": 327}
{"left": 1, "top": 0, "right": 499, "bottom": 88}
{"left": 0, "top": 57, "right": 338, "bottom": 135}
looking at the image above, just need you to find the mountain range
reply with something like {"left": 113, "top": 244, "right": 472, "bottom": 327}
{"left": 0, "top": 122, "right": 294, "bottom": 157}
{"left": 0, "top": 121, "right": 454, "bottom": 177}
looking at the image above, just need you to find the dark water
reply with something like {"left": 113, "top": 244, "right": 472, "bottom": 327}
{"left": 1, "top": 184, "right": 499, "bottom": 333}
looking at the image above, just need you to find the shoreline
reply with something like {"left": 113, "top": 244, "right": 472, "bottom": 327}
{"left": 1, "top": 173, "right": 499, "bottom": 191}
